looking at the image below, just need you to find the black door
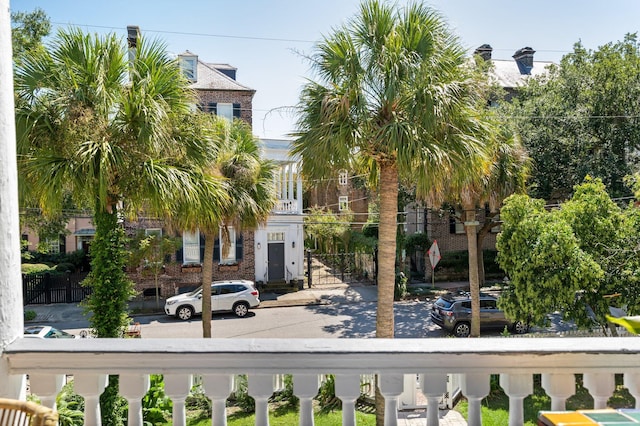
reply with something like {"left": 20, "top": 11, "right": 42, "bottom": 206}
{"left": 268, "top": 242, "right": 285, "bottom": 281}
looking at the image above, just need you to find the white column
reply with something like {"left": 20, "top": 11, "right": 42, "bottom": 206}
{"left": 421, "top": 373, "right": 448, "bottom": 426}
{"left": 461, "top": 373, "right": 490, "bottom": 426}
{"left": 500, "top": 373, "right": 532, "bottom": 426}
{"left": 248, "top": 374, "right": 273, "bottom": 426}
{"left": 29, "top": 374, "right": 65, "bottom": 409}
{"left": 541, "top": 373, "right": 575, "bottom": 411}
{"left": 74, "top": 374, "right": 108, "bottom": 426}
{"left": 288, "top": 164, "right": 294, "bottom": 204}
{"left": 119, "top": 374, "right": 150, "bottom": 426}
{"left": 624, "top": 373, "right": 640, "bottom": 409}
{"left": 584, "top": 373, "right": 615, "bottom": 409}
{"left": 335, "top": 374, "right": 360, "bottom": 426}
{"left": 294, "top": 374, "right": 319, "bottom": 426}
{"left": 164, "top": 374, "right": 193, "bottom": 426}
{"left": 296, "top": 166, "right": 303, "bottom": 214}
{"left": 0, "top": 0, "right": 24, "bottom": 400}
{"left": 203, "top": 374, "right": 234, "bottom": 426}
{"left": 379, "top": 374, "right": 404, "bottom": 426}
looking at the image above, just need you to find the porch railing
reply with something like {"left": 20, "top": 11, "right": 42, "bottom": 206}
{"left": 4, "top": 337, "right": 640, "bottom": 426}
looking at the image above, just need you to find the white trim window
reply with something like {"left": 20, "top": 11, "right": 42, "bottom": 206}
{"left": 338, "top": 196, "right": 349, "bottom": 211}
{"left": 145, "top": 228, "right": 162, "bottom": 238}
{"left": 46, "top": 238, "right": 61, "bottom": 254}
{"left": 216, "top": 103, "right": 234, "bottom": 121}
{"left": 179, "top": 56, "right": 197, "bottom": 82}
{"left": 338, "top": 170, "right": 348, "bottom": 186}
{"left": 182, "top": 230, "right": 200, "bottom": 265}
{"left": 220, "top": 227, "right": 236, "bottom": 264}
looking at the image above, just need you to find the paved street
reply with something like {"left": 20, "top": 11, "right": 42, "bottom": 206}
{"left": 25, "top": 282, "right": 470, "bottom": 425}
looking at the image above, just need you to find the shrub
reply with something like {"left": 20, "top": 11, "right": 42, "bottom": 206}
{"left": 24, "top": 310, "right": 36, "bottom": 321}
{"left": 140, "top": 374, "right": 172, "bottom": 425}
{"left": 55, "top": 262, "right": 76, "bottom": 273}
{"left": 231, "top": 375, "right": 255, "bottom": 413}
{"left": 21, "top": 263, "right": 53, "bottom": 275}
{"left": 394, "top": 271, "right": 408, "bottom": 300}
{"left": 316, "top": 374, "right": 340, "bottom": 412}
{"left": 55, "top": 382, "right": 85, "bottom": 426}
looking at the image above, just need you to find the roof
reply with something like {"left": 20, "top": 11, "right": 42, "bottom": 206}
{"left": 190, "top": 59, "right": 254, "bottom": 92}
{"left": 260, "top": 138, "right": 299, "bottom": 163}
{"left": 489, "top": 59, "right": 554, "bottom": 89}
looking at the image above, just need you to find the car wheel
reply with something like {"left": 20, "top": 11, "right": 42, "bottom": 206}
{"left": 176, "top": 305, "right": 194, "bottom": 321}
{"left": 233, "top": 302, "right": 249, "bottom": 318}
{"left": 453, "top": 322, "right": 471, "bottom": 338}
{"left": 512, "top": 321, "right": 528, "bottom": 334}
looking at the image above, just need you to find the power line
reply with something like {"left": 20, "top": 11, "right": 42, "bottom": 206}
{"left": 50, "top": 22, "right": 315, "bottom": 44}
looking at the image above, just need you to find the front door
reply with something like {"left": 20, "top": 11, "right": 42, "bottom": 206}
{"left": 268, "top": 242, "right": 285, "bottom": 281}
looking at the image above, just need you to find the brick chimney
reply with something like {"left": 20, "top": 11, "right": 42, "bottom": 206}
{"left": 474, "top": 44, "right": 493, "bottom": 61}
{"left": 513, "top": 47, "right": 536, "bottom": 75}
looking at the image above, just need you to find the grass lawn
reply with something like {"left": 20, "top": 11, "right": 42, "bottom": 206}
{"left": 162, "top": 405, "right": 376, "bottom": 425}
{"left": 454, "top": 374, "right": 635, "bottom": 426}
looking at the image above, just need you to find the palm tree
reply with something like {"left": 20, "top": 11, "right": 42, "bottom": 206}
{"left": 14, "top": 28, "right": 208, "bottom": 338}
{"left": 429, "top": 123, "right": 530, "bottom": 337}
{"left": 172, "top": 116, "right": 276, "bottom": 338}
{"left": 292, "top": 3, "right": 488, "bottom": 421}
{"left": 293, "top": 0, "right": 486, "bottom": 340}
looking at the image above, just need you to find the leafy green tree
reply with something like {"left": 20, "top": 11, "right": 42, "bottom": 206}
{"left": 10, "top": 8, "right": 50, "bottom": 65}
{"left": 502, "top": 34, "right": 640, "bottom": 201}
{"left": 304, "top": 206, "right": 352, "bottom": 254}
{"left": 496, "top": 178, "right": 638, "bottom": 330}
{"left": 129, "top": 230, "right": 180, "bottom": 310}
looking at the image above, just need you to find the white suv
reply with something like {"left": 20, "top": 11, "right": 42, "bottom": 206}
{"left": 165, "top": 280, "right": 260, "bottom": 321}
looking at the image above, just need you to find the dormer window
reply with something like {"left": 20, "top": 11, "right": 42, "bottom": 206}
{"left": 178, "top": 52, "right": 198, "bottom": 82}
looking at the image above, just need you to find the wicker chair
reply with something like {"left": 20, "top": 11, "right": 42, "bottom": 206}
{"left": 0, "top": 398, "right": 58, "bottom": 426}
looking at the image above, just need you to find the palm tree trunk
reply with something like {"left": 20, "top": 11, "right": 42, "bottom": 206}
{"left": 376, "top": 162, "right": 398, "bottom": 337}
{"left": 376, "top": 162, "right": 398, "bottom": 426}
{"left": 464, "top": 207, "right": 481, "bottom": 337}
{"left": 201, "top": 231, "right": 215, "bottom": 338}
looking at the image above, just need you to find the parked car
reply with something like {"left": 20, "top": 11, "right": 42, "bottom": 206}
{"left": 24, "top": 325, "right": 77, "bottom": 339}
{"left": 165, "top": 280, "right": 260, "bottom": 321}
{"left": 430, "top": 292, "right": 527, "bottom": 337}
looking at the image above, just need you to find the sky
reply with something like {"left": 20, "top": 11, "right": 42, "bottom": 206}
{"left": 11, "top": 0, "right": 640, "bottom": 140}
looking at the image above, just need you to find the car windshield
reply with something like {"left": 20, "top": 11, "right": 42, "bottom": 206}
{"left": 187, "top": 287, "right": 203, "bottom": 297}
{"left": 44, "top": 328, "right": 75, "bottom": 338}
{"left": 434, "top": 298, "right": 453, "bottom": 309}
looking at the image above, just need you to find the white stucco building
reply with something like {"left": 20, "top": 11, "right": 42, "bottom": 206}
{"left": 254, "top": 138, "right": 305, "bottom": 286}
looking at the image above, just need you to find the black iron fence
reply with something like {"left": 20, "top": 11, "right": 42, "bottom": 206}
{"left": 306, "top": 250, "right": 376, "bottom": 287}
{"left": 23, "top": 271, "right": 91, "bottom": 305}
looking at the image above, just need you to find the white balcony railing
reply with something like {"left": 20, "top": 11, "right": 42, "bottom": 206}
{"left": 4, "top": 337, "right": 640, "bottom": 426}
{"left": 273, "top": 199, "right": 299, "bottom": 214}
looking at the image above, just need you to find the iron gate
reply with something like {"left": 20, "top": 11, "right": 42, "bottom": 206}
{"left": 23, "top": 271, "right": 91, "bottom": 305}
{"left": 306, "top": 251, "right": 376, "bottom": 286}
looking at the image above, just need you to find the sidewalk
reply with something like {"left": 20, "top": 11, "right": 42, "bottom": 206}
{"left": 24, "top": 281, "right": 468, "bottom": 426}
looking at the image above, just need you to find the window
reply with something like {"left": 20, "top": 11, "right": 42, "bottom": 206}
{"left": 216, "top": 103, "right": 233, "bottom": 121}
{"left": 46, "top": 238, "right": 61, "bottom": 254}
{"left": 338, "top": 196, "right": 349, "bottom": 211}
{"left": 145, "top": 228, "right": 162, "bottom": 238}
{"left": 182, "top": 230, "right": 200, "bottom": 265}
{"left": 449, "top": 216, "right": 465, "bottom": 234}
{"left": 179, "top": 56, "right": 197, "bottom": 82}
{"left": 268, "top": 232, "right": 285, "bottom": 242}
{"left": 220, "top": 227, "right": 236, "bottom": 264}
{"left": 338, "top": 170, "right": 348, "bottom": 186}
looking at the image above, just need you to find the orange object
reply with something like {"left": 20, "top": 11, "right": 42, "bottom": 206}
{"left": 538, "top": 411, "right": 595, "bottom": 425}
